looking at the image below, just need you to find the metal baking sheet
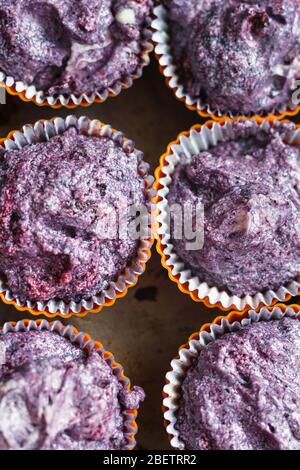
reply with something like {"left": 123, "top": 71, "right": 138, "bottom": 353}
{"left": 0, "top": 58, "right": 299, "bottom": 450}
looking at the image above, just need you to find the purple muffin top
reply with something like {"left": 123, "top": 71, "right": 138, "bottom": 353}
{"left": 0, "top": 329, "right": 144, "bottom": 450}
{"left": 0, "top": 126, "right": 147, "bottom": 303}
{"left": 168, "top": 121, "right": 300, "bottom": 297}
{"left": 0, "top": 0, "right": 153, "bottom": 96}
{"left": 163, "top": 0, "right": 300, "bottom": 115}
{"left": 176, "top": 317, "right": 300, "bottom": 450}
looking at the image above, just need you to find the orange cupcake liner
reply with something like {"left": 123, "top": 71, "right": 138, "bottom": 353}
{"left": 153, "top": 117, "right": 300, "bottom": 312}
{"left": 0, "top": 115, "right": 154, "bottom": 318}
{"left": 162, "top": 302, "right": 300, "bottom": 450}
{"left": 0, "top": 16, "right": 153, "bottom": 109}
{"left": 152, "top": 4, "right": 300, "bottom": 121}
{"left": 0, "top": 318, "right": 140, "bottom": 450}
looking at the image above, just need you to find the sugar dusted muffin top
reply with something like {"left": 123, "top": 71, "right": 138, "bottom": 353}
{"left": 0, "top": 0, "right": 153, "bottom": 96}
{"left": 0, "top": 127, "right": 147, "bottom": 303}
{"left": 168, "top": 121, "right": 300, "bottom": 296}
{"left": 176, "top": 317, "right": 300, "bottom": 450}
{"left": 163, "top": 0, "right": 300, "bottom": 115}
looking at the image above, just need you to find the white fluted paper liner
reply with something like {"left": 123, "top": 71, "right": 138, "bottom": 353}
{"left": 152, "top": 5, "right": 299, "bottom": 119}
{"left": 0, "top": 319, "right": 138, "bottom": 450}
{"left": 0, "top": 115, "right": 154, "bottom": 316}
{"left": 156, "top": 118, "right": 300, "bottom": 311}
{"left": 163, "top": 304, "right": 300, "bottom": 450}
{"left": 0, "top": 17, "right": 153, "bottom": 108}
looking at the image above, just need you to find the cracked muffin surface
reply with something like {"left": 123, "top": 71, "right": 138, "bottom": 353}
{"left": 168, "top": 121, "right": 300, "bottom": 296}
{"left": 0, "top": 330, "right": 145, "bottom": 450}
{"left": 163, "top": 0, "right": 300, "bottom": 115}
{"left": 0, "top": 127, "right": 147, "bottom": 303}
{"left": 176, "top": 317, "right": 300, "bottom": 450}
{"left": 0, "top": 0, "right": 153, "bottom": 96}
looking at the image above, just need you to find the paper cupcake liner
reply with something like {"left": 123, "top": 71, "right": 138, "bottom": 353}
{"left": 152, "top": 4, "right": 300, "bottom": 121}
{"left": 154, "top": 117, "right": 300, "bottom": 312}
{"left": 163, "top": 302, "right": 300, "bottom": 450}
{"left": 0, "top": 115, "right": 155, "bottom": 317}
{"left": 0, "top": 17, "right": 153, "bottom": 109}
{"left": 0, "top": 318, "right": 139, "bottom": 450}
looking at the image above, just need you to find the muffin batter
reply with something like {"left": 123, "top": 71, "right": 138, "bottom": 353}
{"left": 176, "top": 317, "right": 300, "bottom": 450}
{"left": 163, "top": 0, "right": 300, "bottom": 114}
{"left": 168, "top": 121, "right": 300, "bottom": 296}
{"left": 0, "top": 127, "right": 147, "bottom": 302}
{"left": 0, "top": 330, "right": 145, "bottom": 450}
{"left": 0, "top": 0, "right": 153, "bottom": 96}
